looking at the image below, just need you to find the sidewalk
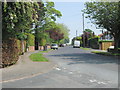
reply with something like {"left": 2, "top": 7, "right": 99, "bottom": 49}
{"left": 90, "top": 49, "right": 107, "bottom": 52}
{"left": 1, "top": 50, "right": 56, "bottom": 82}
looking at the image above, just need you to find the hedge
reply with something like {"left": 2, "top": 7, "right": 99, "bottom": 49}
{"left": 89, "top": 37, "right": 99, "bottom": 49}
{"left": 27, "top": 34, "right": 35, "bottom": 46}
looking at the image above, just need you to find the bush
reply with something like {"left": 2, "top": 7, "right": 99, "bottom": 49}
{"left": 39, "top": 38, "right": 46, "bottom": 46}
{"left": 27, "top": 34, "right": 35, "bottom": 46}
{"left": 89, "top": 37, "right": 99, "bottom": 49}
{"left": 2, "top": 38, "right": 19, "bottom": 68}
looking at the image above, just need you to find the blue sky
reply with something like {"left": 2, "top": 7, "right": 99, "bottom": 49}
{"left": 53, "top": 2, "right": 102, "bottom": 42}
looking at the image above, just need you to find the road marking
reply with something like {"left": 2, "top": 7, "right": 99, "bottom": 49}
{"left": 0, "top": 72, "right": 43, "bottom": 83}
{"left": 97, "top": 81, "right": 106, "bottom": 84}
{"left": 63, "top": 68, "right": 66, "bottom": 70}
{"left": 1, "top": 64, "right": 57, "bottom": 83}
{"left": 89, "top": 79, "right": 107, "bottom": 85}
{"left": 89, "top": 79, "right": 97, "bottom": 83}
{"left": 56, "top": 67, "right": 61, "bottom": 71}
{"left": 69, "top": 72, "right": 73, "bottom": 74}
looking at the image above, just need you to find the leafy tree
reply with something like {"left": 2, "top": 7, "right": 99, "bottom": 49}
{"left": 2, "top": 2, "right": 38, "bottom": 39}
{"left": 34, "top": 2, "right": 62, "bottom": 50}
{"left": 47, "top": 28, "right": 64, "bottom": 44}
{"left": 56, "top": 23, "right": 70, "bottom": 44}
{"left": 83, "top": 2, "right": 120, "bottom": 52}
{"left": 2, "top": 2, "right": 39, "bottom": 54}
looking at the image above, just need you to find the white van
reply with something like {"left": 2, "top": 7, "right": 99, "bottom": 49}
{"left": 73, "top": 40, "right": 80, "bottom": 48}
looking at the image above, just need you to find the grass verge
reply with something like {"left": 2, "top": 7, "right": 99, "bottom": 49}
{"left": 80, "top": 47, "right": 91, "bottom": 50}
{"left": 91, "top": 51, "right": 120, "bottom": 56}
{"left": 29, "top": 49, "right": 52, "bottom": 62}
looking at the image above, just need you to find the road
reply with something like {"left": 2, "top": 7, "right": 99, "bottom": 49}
{"left": 2, "top": 46, "right": 118, "bottom": 88}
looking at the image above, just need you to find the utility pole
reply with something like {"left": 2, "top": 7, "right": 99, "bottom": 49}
{"left": 76, "top": 30, "right": 77, "bottom": 37}
{"left": 82, "top": 13, "right": 85, "bottom": 47}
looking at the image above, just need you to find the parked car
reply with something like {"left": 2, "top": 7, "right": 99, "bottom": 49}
{"left": 59, "top": 44, "right": 64, "bottom": 47}
{"left": 51, "top": 44, "right": 58, "bottom": 50}
{"left": 107, "top": 46, "right": 114, "bottom": 52}
{"left": 63, "top": 44, "right": 66, "bottom": 47}
{"left": 59, "top": 44, "right": 66, "bottom": 47}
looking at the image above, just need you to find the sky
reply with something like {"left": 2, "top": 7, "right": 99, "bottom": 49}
{"left": 52, "top": 2, "right": 103, "bottom": 43}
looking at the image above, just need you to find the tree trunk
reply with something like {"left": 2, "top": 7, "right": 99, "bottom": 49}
{"left": 35, "top": 36, "right": 39, "bottom": 50}
{"left": 114, "top": 35, "right": 119, "bottom": 53}
{"left": 21, "top": 40, "right": 24, "bottom": 55}
{"left": 35, "top": 25, "right": 39, "bottom": 50}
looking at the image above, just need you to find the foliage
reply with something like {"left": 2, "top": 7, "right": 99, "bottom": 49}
{"left": 81, "top": 29, "right": 94, "bottom": 47}
{"left": 16, "top": 33, "right": 27, "bottom": 40}
{"left": 99, "top": 40, "right": 114, "bottom": 42}
{"left": 89, "top": 37, "right": 99, "bottom": 49}
{"left": 2, "top": 38, "right": 20, "bottom": 68}
{"left": 45, "top": 23, "right": 69, "bottom": 44}
{"left": 34, "top": 2, "right": 62, "bottom": 47}
{"left": 83, "top": 2, "right": 120, "bottom": 52}
{"left": 39, "top": 38, "right": 46, "bottom": 46}
{"left": 27, "top": 33, "right": 35, "bottom": 46}
{"left": 47, "top": 28, "right": 64, "bottom": 43}
{"left": 56, "top": 23, "right": 70, "bottom": 44}
{"left": 2, "top": 2, "right": 39, "bottom": 39}
{"left": 56, "top": 23, "right": 69, "bottom": 39}
{"left": 80, "top": 47, "right": 91, "bottom": 50}
{"left": 84, "top": 29, "right": 93, "bottom": 33}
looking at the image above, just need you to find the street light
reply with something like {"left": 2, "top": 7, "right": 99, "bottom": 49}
{"left": 82, "top": 13, "right": 85, "bottom": 47}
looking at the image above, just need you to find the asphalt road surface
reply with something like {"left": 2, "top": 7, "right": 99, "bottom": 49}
{"left": 2, "top": 46, "right": 118, "bottom": 88}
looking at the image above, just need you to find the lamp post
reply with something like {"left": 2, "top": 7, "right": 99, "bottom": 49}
{"left": 82, "top": 13, "right": 85, "bottom": 47}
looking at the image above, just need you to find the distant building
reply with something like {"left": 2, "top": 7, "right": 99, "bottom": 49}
{"left": 98, "top": 31, "right": 114, "bottom": 41}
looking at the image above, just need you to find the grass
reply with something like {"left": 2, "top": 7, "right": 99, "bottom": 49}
{"left": 29, "top": 49, "right": 52, "bottom": 62}
{"left": 80, "top": 47, "right": 91, "bottom": 50}
{"left": 91, "top": 51, "right": 120, "bottom": 56}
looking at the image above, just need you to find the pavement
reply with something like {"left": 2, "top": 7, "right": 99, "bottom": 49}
{"left": 1, "top": 50, "right": 56, "bottom": 83}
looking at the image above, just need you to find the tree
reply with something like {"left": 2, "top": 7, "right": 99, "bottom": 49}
{"left": 56, "top": 23, "right": 70, "bottom": 44}
{"left": 81, "top": 29, "right": 94, "bottom": 47}
{"left": 83, "top": 2, "right": 120, "bottom": 52}
{"left": 34, "top": 2, "right": 62, "bottom": 50}
{"left": 47, "top": 28, "right": 64, "bottom": 44}
{"left": 2, "top": 2, "right": 38, "bottom": 39}
{"left": 2, "top": 2, "right": 39, "bottom": 54}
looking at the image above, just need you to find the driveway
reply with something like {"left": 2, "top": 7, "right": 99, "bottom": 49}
{"left": 2, "top": 46, "right": 118, "bottom": 88}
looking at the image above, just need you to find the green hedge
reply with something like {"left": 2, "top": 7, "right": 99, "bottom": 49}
{"left": 99, "top": 40, "right": 114, "bottom": 42}
{"left": 27, "top": 34, "right": 35, "bottom": 46}
{"left": 89, "top": 37, "right": 99, "bottom": 49}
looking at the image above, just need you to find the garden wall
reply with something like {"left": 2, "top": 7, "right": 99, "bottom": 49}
{"left": 99, "top": 41, "right": 114, "bottom": 50}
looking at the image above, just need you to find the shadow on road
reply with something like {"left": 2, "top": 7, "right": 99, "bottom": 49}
{"left": 50, "top": 53, "right": 118, "bottom": 65}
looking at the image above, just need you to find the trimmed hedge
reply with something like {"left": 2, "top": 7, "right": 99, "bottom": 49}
{"left": 2, "top": 38, "right": 20, "bottom": 68}
{"left": 99, "top": 40, "right": 114, "bottom": 42}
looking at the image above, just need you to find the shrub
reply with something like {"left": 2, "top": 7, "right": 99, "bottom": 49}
{"left": 27, "top": 34, "right": 35, "bottom": 46}
{"left": 2, "top": 38, "right": 19, "bottom": 68}
{"left": 89, "top": 37, "right": 99, "bottom": 49}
